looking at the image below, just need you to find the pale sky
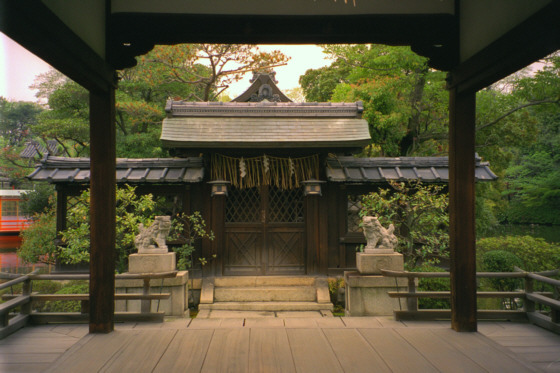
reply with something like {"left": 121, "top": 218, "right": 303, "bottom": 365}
{"left": 0, "top": 32, "right": 329, "bottom": 102}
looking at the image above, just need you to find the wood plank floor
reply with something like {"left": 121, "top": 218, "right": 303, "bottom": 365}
{"left": 0, "top": 317, "right": 558, "bottom": 372}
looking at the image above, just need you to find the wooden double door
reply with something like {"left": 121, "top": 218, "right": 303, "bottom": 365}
{"left": 224, "top": 186, "right": 305, "bottom": 275}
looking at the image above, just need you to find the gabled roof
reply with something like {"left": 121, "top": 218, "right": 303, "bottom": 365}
{"left": 161, "top": 72, "right": 370, "bottom": 151}
{"left": 232, "top": 71, "right": 291, "bottom": 103}
{"left": 326, "top": 156, "right": 497, "bottom": 183}
{"left": 27, "top": 156, "right": 204, "bottom": 184}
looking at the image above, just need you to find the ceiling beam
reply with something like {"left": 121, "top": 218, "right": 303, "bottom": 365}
{"left": 108, "top": 13, "right": 457, "bottom": 70}
{"left": 0, "top": 0, "right": 116, "bottom": 93}
{"left": 447, "top": 1, "right": 560, "bottom": 94}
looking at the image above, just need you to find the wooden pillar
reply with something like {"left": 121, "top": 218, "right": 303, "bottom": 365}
{"left": 210, "top": 189, "right": 226, "bottom": 277}
{"left": 305, "top": 195, "right": 320, "bottom": 274}
{"left": 89, "top": 87, "right": 116, "bottom": 333}
{"left": 448, "top": 87, "right": 477, "bottom": 332}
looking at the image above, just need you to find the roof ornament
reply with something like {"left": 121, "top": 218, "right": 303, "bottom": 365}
{"left": 249, "top": 83, "right": 281, "bottom": 102}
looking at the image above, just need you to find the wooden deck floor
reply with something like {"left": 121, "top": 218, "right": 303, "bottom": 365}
{"left": 1, "top": 317, "right": 559, "bottom": 372}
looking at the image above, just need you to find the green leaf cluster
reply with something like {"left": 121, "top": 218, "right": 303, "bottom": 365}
{"left": 169, "top": 211, "right": 214, "bottom": 271}
{"left": 60, "top": 185, "right": 157, "bottom": 273}
{"left": 476, "top": 235, "right": 560, "bottom": 272}
{"left": 359, "top": 181, "right": 449, "bottom": 267}
{"left": 18, "top": 209, "right": 57, "bottom": 265}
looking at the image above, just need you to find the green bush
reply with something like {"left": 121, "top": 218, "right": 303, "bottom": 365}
{"left": 481, "top": 250, "right": 523, "bottom": 291}
{"left": 476, "top": 235, "right": 560, "bottom": 271}
{"left": 41, "top": 281, "right": 89, "bottom": 312}
{"left": 414, "top": 264, "right": 451, "bottom": 309}
{"left": 18, "top": 209, "right": 57, "bottom": 265}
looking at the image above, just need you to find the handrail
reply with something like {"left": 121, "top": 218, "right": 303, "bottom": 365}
{"left": 0, "top": 270, "right": 179, "bottom": 339}
{"left": 0, "top": 269, "right": 40, "bottom": 291}
{"left": 380, "top": 268, "right": 560, "bottom": 333}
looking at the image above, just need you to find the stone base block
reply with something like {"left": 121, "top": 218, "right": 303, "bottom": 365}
{"left": 344, "top": 271, "right": 408, "bottom": 316}
{"left": 116, "top": 271, "right": 188, "bottom": 316}
{"left": 356, "top": 252, "right": 404, "bottom": 275}
{"left": 128, "top": 252, "right": 176, "bottom": 273}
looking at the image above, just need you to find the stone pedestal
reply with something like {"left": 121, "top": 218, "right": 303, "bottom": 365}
{"left": 128, "top": 252, "right": 176, "bottom": 273}
{"left": 115, "top": 271, "right": 189, "bottom": 316}
{"left": 344, "top": 271, "right": 408, "bottom": 316}
{"left": 346, "top": 251, "right": 407, "bottom": 316}
{"left": 356, "top": 252, "right": 404, "bottom": 275}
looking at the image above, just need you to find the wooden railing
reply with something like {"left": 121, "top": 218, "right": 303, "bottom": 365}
{"left": 0, "top": 271, "right": 177, "bottom": 339}
{"left": 382, "top": 269, "right": 560, "bottom": 334}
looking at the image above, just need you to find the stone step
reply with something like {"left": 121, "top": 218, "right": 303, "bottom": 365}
{"left": 214, "top": 276, "right": 316, "bottom": 288}
{"left": 198, "top": 301, "right": 333, "bottom": 312}
{"left": 214, "top": 286, "right": 317, "bottom": 302}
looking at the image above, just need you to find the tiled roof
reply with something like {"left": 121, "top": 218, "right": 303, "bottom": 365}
{"left": 161, "top": 117, "right": 370, "bottom": 149}
{"left": 161, "top": 100, "right": 370, "bottom": 149}
{"left": 27, "top": 156, "right": 204, "bottom": 184}
{"left": 19, "top": 140, "right": 58, "bottom": 158}
{"left": 326, "top": 156, "right": 497, "bottom": 183}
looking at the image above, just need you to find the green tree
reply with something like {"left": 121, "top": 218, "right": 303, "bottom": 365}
{"left": 300, "top": 44, "right": 448, "bottom": 156}
{"left": 0, "top": 97, "right": 43, "bottom": 145}
{"left": 60, "top": 186, "right": 157, "bottom": 273}
{"left": 359, "top": 181, "right": 449, "bottom": 267}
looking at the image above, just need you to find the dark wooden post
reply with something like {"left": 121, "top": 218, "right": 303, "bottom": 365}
{"left": 448, "top": 87, "right": 477, "bottom": 332}
{"left": 89, "top": 87, "right": 116, "bottom": 333}
{"left": 210, "top": 190, "right": 226, "bottom": 277}
{"left": 305, "top": 195, "right": 320, "bottom": 274}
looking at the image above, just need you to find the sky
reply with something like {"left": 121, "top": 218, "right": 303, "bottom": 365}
{"left": 0, "top": 32, "right": 330, "bottom": 102}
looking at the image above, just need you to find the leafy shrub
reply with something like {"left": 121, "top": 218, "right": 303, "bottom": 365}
{"left": 41, "top": 281, "right": 89, "bottom": 312}
{"left": 360, "top": 181, "right": 449, "bottom": 267}
{"left": 19, "top": 184, "right": 55, "bottom": 215}
{"left": 60, "top": 185, "right": 157, "bottom": 273}
{"left": 18, "top": 209, "right": 57, "bottom": 264}
{"left": 481, "top": 250, "right": 523, "bottom": 291}
{"left": 476, "top": 235, "right": 560, "bottom": 271}
{"left": 414, "top": 264, "right": 451, "bottom": 309}
{"left": 168, "top": 211, "right": 214, "bottom": 271}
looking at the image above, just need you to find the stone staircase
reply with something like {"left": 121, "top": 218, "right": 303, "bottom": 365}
{"left": 198, "top": 276, "right": 333, "bottom": 316}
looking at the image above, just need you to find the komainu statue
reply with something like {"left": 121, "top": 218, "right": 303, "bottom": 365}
{"left": 362, "top": 216, "right": 398, "bottom": 253}
{"left": 135, "top": 216, "right": 172, "bottom": 254}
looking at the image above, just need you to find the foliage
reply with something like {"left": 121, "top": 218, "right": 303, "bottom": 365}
{"left": 18, "top": 209, "right": 57, "bottom": 265}
{"left": 19, "top": 184, "right": 56, "bottom": 216}
{"left": 414, "top": 263, "right": 450, "bottom": 310}
{"left": 300, "top": 44, "right": 449, "bottom": 156}
{"left": 481, "top": 250, "right": 523, "bottom": 310}
{"left": 139, "top": 44, "right": 289, "bottom": 101}
{"left": 359, "top": 181, "right": 449, "bottom": 267}
{"left": 0, "top": 97, "right": 43, "bottom": 145}
{"left": 476, "top": 235, "right": 560, "bottom": 272}
{"left": 169, "top": 211, "right": 214, "bottom": 271}
{"left": 0, "top": 280, "right": 62, "bottom": 306}
{"left": 40, "top": 281, "right": 89, "bottom": 312}
{"left": 60, "top": 186, "right": 157, "bottom": 273}
{"left": 327, "top": 277, "right": 345, "bottom": 305}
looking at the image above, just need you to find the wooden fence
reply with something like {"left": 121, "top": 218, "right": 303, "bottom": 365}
{"left": 382, "top": 268, "right": 560, "bottom": 334}
{"left": 0, "top": 270, "right": 177, "bottom": 339}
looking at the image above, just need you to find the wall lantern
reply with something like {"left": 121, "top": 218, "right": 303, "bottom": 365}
{"left": 302, "top": 179, "right": 325, "bottom": 196}
{"left": 209, "top": 180, "right": 230, "bottom": 196}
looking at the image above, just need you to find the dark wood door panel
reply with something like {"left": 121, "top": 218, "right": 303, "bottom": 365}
{"left": 266, "top": 227, "right": 305, "bottom": 275}
{"left": 224, "top": 226, "right": 263, "bottom": 275}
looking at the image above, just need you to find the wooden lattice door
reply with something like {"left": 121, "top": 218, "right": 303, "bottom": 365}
{"left": 224, "top": 186, "right": 305, "bottom": 275}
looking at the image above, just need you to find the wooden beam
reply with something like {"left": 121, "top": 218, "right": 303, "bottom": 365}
{"left": 448, "top": 87, "right": 477, "bottom": 332}
{"left": 109, "top": 13, "right": 456, "bottom": 69}
{"left": 89, "top": 87, "right": 116, "bottom": 333}
{"left": 448, "top": 2, "right": 560, "bottom": 93}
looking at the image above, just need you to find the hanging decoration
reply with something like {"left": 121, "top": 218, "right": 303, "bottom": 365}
{"left": 211, "top": 153, "right": 320, "bottom": 190}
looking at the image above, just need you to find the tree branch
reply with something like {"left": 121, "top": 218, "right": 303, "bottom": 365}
{"left": 476, "top": 99, "right": 559, "bottom": 131}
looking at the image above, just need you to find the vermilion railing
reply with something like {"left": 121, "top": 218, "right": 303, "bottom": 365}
{"left": 0, "top": 217, "right": 31, "bottom": 233}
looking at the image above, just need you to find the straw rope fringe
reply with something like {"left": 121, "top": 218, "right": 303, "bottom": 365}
{"left": 211, "top": 153, "right": 320, "bottom": 190}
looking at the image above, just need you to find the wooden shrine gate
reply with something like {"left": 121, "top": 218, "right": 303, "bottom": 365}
{"left": 224, "top": 186, "right": 305, "bottom": 275}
